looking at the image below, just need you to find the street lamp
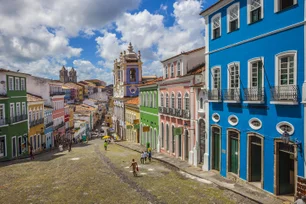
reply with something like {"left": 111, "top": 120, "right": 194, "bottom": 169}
{"left": 281, "top": 130, "right": 302, "bottom": 153}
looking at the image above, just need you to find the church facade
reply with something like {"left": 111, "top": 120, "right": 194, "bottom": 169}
{"left": 59, "top": 66, "right": 77, "bottom": 83}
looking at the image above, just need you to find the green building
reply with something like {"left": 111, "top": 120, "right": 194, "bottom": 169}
{"left": 0, "top": 69, "right": 29, "bottom": 161}
{"left": 139, "top": 77, "right": 162, "bottom": 151}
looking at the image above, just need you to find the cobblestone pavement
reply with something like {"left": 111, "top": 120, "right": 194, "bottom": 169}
{"left": 0, "top": 139, "right": 262, "bottom": 204}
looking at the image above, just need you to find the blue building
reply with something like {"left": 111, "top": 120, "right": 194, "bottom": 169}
{"left": 63, "top": 86, "right": 71, "bottom": 103}
{"left": 201, "top": 0, "right": 305, "bottom": 198}
{"left": 44, "top": 106, "right": 53, "bottom": 149}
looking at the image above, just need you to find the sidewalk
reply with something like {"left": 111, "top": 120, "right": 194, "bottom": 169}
{"left": 116, "top": 141, "right": 290, "bottom": 204}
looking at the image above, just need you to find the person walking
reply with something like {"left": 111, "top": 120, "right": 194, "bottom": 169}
{"left": 30, "top": 146, "right": 34, "bottom": 160}
{"left": 144, "top": 151, "right": 147, "bottom": 163}
{"left": 104, "top": 140, "right": 108, "bottom": 151}
{"left": 140, "top": 152, "right": 145, "bottom": 164}
{"left": 130, "top": 159, "right": 138, "bottom": 177}
{"left": 148, "top": 149, "right": 152, "bottom": 162}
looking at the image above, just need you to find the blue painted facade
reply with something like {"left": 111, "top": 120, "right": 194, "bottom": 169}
{"left": 63, "top": 88, "right": 71, "bottom": 102}
{"left": 203, "top": 0, "right": 305, "bottom": 196}
{"left": 44, "top": 108, "right": 53, "bottom": 149}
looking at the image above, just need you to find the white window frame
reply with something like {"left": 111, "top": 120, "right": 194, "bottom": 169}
{"left": 249, "top": 118, "right": 262, "bottom": 130}
{"left": 16, "top": 102, "right": 21, "bottom": 117}
{"left": 12, "top": 136, "right": 17, "bottom": 158}
{"left": 8, "top": 76, "right": 14, "bottom": 91}
{"left": 274, "top": 50, "right": 297, "bottom": 86}
{"left": 248, "top": 57, "right": 264, "bottom": 88}
{"left": 184, "top": 92, "right": 190, "bottom": 110}
{"left": 228, "top": 115, "right": 239, "bottom": 126}
{"left": 15, "top": 77, "right": 20, "bottom": 91}
{"left": 211, "top": 66, "right": 221, "bottom": 89}
{"left": 227, "top": 62, "right": 240, "bottom": 89}
{"left": 247, "top": 0, "right": 264, "bottom": 24}
{"left": 10, "top": 103, "right": 15, "bottom": 119}
{"left": 165, "top": 66, "right": 168, "bottom": 78}
{"left": 177, "top": 92, "right": 182, "bottom": 109}
{"left": 171, "top": 64, "right": 174, "bottom": 78}
{"left": 274, "top": 0, "right": 297, "bottom": 13}
{"left": 0, "top": 104, "right": 5, "bottom": 123}
{"left": 20, "top": 78, "right": 25, "bottom": 90}
{"left": 166, "top": 93, "right": 169, "bottom": 108}
{"left": 227, "top": 2, "right": 240, "bottom": 33}
{"left": 22, "top": 102, "right": 26, "bottom": 115}
{"left": 211, "top": 13, "right": 221, "bottom": 39}
{"left": 160, "top": 93, "right": 164, "bottom": 107}
{"left": 276, "top": 121, "right": 294, "bottom": 135}
{"left": 171, "top": 92, "right": 175, "bottom": 108}
{"left": 0, "top": 135, "right": 7, "bottom": 157}
{"left": 177, "top": 61, "right": 181, "bottom": 76}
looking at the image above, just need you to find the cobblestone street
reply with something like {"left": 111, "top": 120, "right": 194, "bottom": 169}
{"left": 0, "top": 139, "right": 260, "bottom": 204}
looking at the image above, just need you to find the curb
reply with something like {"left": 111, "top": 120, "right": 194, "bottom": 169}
{"left": 115, "top": 142, "right": 285, "bottom": 204}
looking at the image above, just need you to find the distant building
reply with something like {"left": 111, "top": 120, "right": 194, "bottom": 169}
{"left": 59, "top": 66, "right": 77, "bottom": 83}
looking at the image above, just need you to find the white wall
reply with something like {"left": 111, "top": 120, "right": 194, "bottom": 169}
{"left": 27, "top": 76, "right": 52, "bottom": 106}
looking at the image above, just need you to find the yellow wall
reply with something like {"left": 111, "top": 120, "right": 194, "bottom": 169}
{"left": 69, "top": 107, "right": 74, "bottom": 128}
{"left": 78, "top": 87, "right": 84, "bottom": 101}
{"left": 28, "top": 102, "right": 44, "bottom": 152}
{"left": 125, "top": 107, "right": 140, "bottom": 143}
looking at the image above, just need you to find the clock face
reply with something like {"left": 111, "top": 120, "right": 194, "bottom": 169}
{"left": 129, "top": 86, "right": 137, "bottom": 94}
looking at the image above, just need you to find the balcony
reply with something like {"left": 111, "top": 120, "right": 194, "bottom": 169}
{"left": 270, "top": 85, "right": 298, "bottom": 105}
{"left": 50, "top": 92, "right": 65, "bottom": 96}
{"left": 10, "top": 114, "right": 27, "bottom": 124}
{"left": 158, "top": 106, "right": 164, "bottom": 113}
{"left": 223, "top": 88, "right": 240, "bottom": 103}
{"left": 54, "top": 122, "right": 65, "bottom": 130}
{"left": 243, "top": 87, "right": 264, "bottom": 104}
{"left": 0, "top": 118, "right": 8, "bottom": 126}
{"left": 183, "top": 109, "right": 190, "bottom": 119}
{"left": 169, "top": 108, "right": 176, "bottom": 116}
{"left": 45, "top": 121, "right": 54, "bottom": 128}
{"left": 208, "top": 89, "right": 222, "bottom": 102}
{"left": 30, "top": 118, "right": 44, "bottom": 128}
{"left": 175, "top": 109, "right": 183, "bottom": 117}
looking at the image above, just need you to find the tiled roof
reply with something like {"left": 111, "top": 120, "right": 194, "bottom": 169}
{"left": 0, "top": 68, "right": 31, "bottom": 76}
{"left": 65, "top": 83, "right": 82, "bottom": 89}
{"left": 184, "top": 63, "right": 205, "bottom": 76}
{"left": 125, "top": 97, "right": 139, "bottom": 105}
{"left": 27, "top": 93, "right": 44, "bottom": 102}
{"left": 161, "top": 46, "right": 205, "bottom": 63}
{"left": 191, "top": 82, "right": 205, "bottom": 87}
{"left": 139, "top": 77, "right": 163, "bottom": 86}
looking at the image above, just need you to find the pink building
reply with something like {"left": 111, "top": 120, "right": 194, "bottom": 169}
{"left": 158, "top": 47, "right": 205, "bottom": 166}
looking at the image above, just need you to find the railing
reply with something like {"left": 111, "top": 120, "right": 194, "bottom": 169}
{"left": 183, "top": 109, "right": 190, "bottom": 119}
{"left": 244, "top": 87, "right": 264, "bottom": 102}
{"left": 0, "top": 118, "right": 8, "bottom": 126}
{"left": 45, "top": 121, "right": 54, "bottom": 128}
{"left": 208, "top": 89, "right": 222, "bottom": 101}
{"left": 50, "top": 92, "right": 65, "bottom": 96}
{"left": 158, "top": 106, "right": 163, "bottom": 113}
{"left": 270, "top": 85, "right": 298, "bottom": 102}
{"left": 175, "top": 109, "right": 183, "bottom": 117}
{"left": 223, "top": 88, "right": 240, "bottom": 102}
{"left": 30, "top": 118, "right": 44, "bottom": 127}
{"left": 169, "top": 108, "right": 176, "bottom": 116}
{"left": 54, "top": 122, "right": 65, "bottom": 130}
{"left": 10, "top": 114, "right": 27, "bottom": 124}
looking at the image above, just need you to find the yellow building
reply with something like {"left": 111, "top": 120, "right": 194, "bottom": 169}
{"left": 65, "top": 83, "right": 84, "bottom": 102}
{"left": 27, "top": 94, "right": 45, "bottom": 153}
{"left": 69, "top": 105, "right": 75, "bottom": 129}
{"left": 125, "top": 97, "right": 140, "bottom": 143}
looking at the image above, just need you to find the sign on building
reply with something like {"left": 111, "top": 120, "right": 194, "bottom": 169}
{"left": 174, "top": 127, "right": 183, "bottom": 136}
{"left": 143, "top": 126, "right": 150, "bottom": 132}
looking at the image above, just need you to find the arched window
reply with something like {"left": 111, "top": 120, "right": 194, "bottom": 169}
{"left": 177, "top": 62, "right": 181, "bottom": 76}
{"left": 150, "top": 92, "right": 153, "bottom": 107}
{"left": 148, "top": 93, "right": 151, "bottom": 107}
{"left": 200, "top": 98, "right": 203, "bottom": 109}
{"left": 171, "top": 93, "right": 175, "bottom": 108}
{"left": 130, "top": 68, "right": 136, "bottom": 82}
{"left": 165, "top": 66, "right": 168, "bottom": 78}
{"left": 172, "top": 125, "right": 175, "bottom": 153}
{"left": 161, "top": 93, "right": 164, "bottom": 107}
{"left": 184, "top": 92, "right": 189, "bottom": 110}
{"left": 166, "top": 124, "right": 169, "bottom": 150}
{"left": 171, "top": 64, "right": 174, "bottom": 77}
{"left": 154, "top": 92, "right": 157, "bottom": 108}
{"left": 177, "top": 93, "right": 182, "bottom": 109}
{"left": 166, "top": 93, "right": 169, "bottom": 107}
{"left": 145, "top": 93, "right": 147, "bottom": 106}
{"left": 152, "top": 92, "right": 155, "bottom": 108}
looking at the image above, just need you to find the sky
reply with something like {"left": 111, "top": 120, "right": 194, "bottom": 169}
{"left": 0, "top": 0, "right": 218, "bottom": 85}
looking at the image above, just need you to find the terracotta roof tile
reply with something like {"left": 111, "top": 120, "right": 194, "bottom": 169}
{"left": 125, "top": 97, "right": 139, "bottom": 105}
{"left": 139, "top": 77, "right": 163, "bottom": 86}
{"left": 27, "top": 93, "right": 44, "bottom": 102}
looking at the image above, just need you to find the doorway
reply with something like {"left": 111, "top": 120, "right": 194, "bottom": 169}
{"left": 248, "top": 134, "right": 263, "bottom": 186}
{"left": 185, "top": 130, "right": 189, "bottom": 160}
{"left": 228, "top": 130, "right": 239, "bottom": 175}
{"left": 211, "top": 126, "right": 220, "bottom": 171}
{"left": 199, "top": 119, "right": 205, "bottom": 164}
{"left": 276, "top": 142, "right": 296, "bottom": 196}
{"left": 178, "top": 134, "right": 182, "bottom": 157}
{"left": 12, "top": 137, "right": 17, "bottom": 158}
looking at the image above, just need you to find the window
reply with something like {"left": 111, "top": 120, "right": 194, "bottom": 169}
{"left": 152, "top": 92, "right": 155, "bottom": 108}
{"left": 248, "top": 59, "right": 264, "bottom": 88}
{"left": 10, "top": 103, "right": 15, "bottom": 122}
{"left": 212, "top": 67, "right": 221, "bottom": 89}
{"left": 8, "top": 77, "right": 14, "bottom": 91}
{"left": 184, "top": 93, "right": 189, "bottom": 110}
{"left": 16, "top": 103, "right": 20, "bottom": 116}
{"left": 20, "top": 78, "right": 25, "bottom": 90}
{"left": 171, "top": 64, "right": 174, "bottom": 78}
{"left": 227, "top": 3, "right": 240, "bottom": 32}
{"left": 200, "top": 98, "right": 203, "bottom": 109}
{"left": 0, "top": 136, "right": 6, "bottom": 157}
{"left": 165, "top": 66, "right": 168, "bottom": 78}
{"left": 177, "top": 62, "right": 181, "bottom": 76}
{"left": 275, "top": 0, "right": 296, "bottom": 12}
{"left": 212, "top": 113, "right": 220, "bottom": 122}
{"left": 29, "top": 111, "right": 32, "bottom": 122}
{"left": 12, "top": 137, "right": 16, "bottom": 158}
{"left": 166, "top": 93, "right": 169, "bottom": 107}
{"left": 248, "top": 0, "right": 263, "bottom": 24}
{"left": 177, "top": 93, "right": 182, "bottom": 109}
{"left": 228, "top": 115, "right": 239, "bottom": 126}
{"left": 211, "top": 13, "right": 221, "bottom": 39}
{"left": 130, "top": 68, "right": 136, "bottom": 82}
{"left": 15, "top": 77, "right": 20, "bottom": 91}
{"left": 161, "top": 123, "right": 164, "bottom": 148}
{"left": 278, "top": 54, "right": 296, "bottom": 86}
{"left": 0, "top": 104, "right": 4, "bottom": 125}
{"left": 171, "top": 93, "right": 175, "bottom": 108}
{"left": 249, "top": 118, "right": 262, "bottom": 130}
{"left": 228, "top": 63, "right": 240, "bottom": 89}
{"left": 161, "top": 93, "right": 164, "bottom": 107}
{"left": 276, "top": 121, "right": 294, "bottom": 135}
{"left": 22, "top": 102, "right": 26, "bottom": 115}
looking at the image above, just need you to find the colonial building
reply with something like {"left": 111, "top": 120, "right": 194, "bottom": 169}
{"left": 44, "top": 106, "right": 53, "bottom": 149}
{"left": 158, "top": 47, "right": 205, "bottom": 167}
{"left": 0, "top": 69, "right": 29, "bottom": 161}
{"left": 125, "top": 97, "right": 140, "bottom": 143}
{"left": 59, "top": 66, "right": 77, "bottom": 83}
{"left": 139, "top": 77, "right": 163, "bottom": 151}
{"left": 201, "top": 0, "right": 305, "bottom": 198}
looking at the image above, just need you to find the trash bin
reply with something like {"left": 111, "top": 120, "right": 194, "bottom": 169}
{"left": 59, "top": 145, "right": 63, "bottom": 152}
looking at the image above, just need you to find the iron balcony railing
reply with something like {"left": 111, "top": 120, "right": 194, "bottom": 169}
{"left": 208, "top": 89, "right": 222, "bottom": 101}
{"left": 30, "top": 118, "right": 44, "bottom": 128}
{"left": 175, "top": 108, "right": 183, "bottom": 117}
{"left": 270, "top": 85, "right": 298, "bottom": 102}
{"left": 243, "top": 87, "right": 264, "bottom": 102}
{"left": 54, "top": 122, "right": 65, "bottom": 130}
{"left": 223, "top": 88, "right": 240, "bottom": 102}
{"left": 158, "top": 106, "right": 164, "bottom": 113}
{"left": 50, "top": 92, "right": 65, "bottom": 96}
{"left": 0, "top": 118, "right": 8, "bottom": 126}
{"left": 183, "top": 109, "right": 190, "bottom": 119}
{"left": 163, "top": 107, "right": 170, "bottom": 114}
{"left": 10, "top": 114, "right": 27, "bottom": 124}
{"left": 169, "top": 108, "right": 176, "bottom": 116}
{"left": 45, "top": 121, "right": 54, "bottom": 128}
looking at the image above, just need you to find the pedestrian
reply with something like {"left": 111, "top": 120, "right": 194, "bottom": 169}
{"left": 144, "top": 151, "right": 147, "bottom": 163}
{"left": 130, "top": 159, "right": 138, "bottom": 177}
{"left": 295, "top": 196, "right": 306, "bottom": 204}
{"left": 30, "top": 146, "right": 34, "bottom": 160}
{"left": 148, "top": 149, "right": 152, "bottom": 162}
{"left": 140, "top": 152, "right": 145, "bottom": 164}
{"left": 68, "top": 139, "right": 72, "bottom": 152}
{"left": 104, "top": 140, "right": 108, "bottom": 151}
